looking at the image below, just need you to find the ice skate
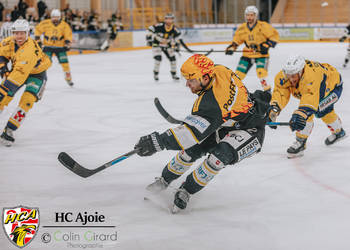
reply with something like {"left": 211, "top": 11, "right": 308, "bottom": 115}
{"left": 171, "top": 186, "right": 190, "bottom": 214}
{"left": 325, "top": 128, "right": 346, "bottom": 146}
{"left": 146, "top": 177, "right": 168, "bottom": 193}
{"left": 171, "top": 72, "right": 180, "bottom": 81}
{"left": 343, "top": 59, "right": 349, "bottom": 68}
{"left": 0, "top": 127, "right": 15, "bottom": 147}
{"left": 65, "top": 72, "right": 74, "bottom": 86}
{"left": 153, "top": 71, "right": 159, "bottom": 81}
{"left": 287, "top": 137, "right": 306, "bottom": 159}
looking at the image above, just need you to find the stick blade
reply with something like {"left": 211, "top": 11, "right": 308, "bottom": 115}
{"left": 58, "top": 152, "right": 96, "bottom": 178}
{"left": 154, "top": 97, "right": 183, "bottom": 124}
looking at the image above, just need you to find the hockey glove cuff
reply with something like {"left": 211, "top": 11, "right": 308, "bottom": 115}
{"left": 289, "top": 109, "right": 308, "bottom": 131}
{"left": 135, "top": 132, "right": 165, "bottom": 157}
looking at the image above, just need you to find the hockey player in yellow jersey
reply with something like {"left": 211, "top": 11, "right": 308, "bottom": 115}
{"left": 0, "top": 19, "right": 51, "bottom": 146}
{"left": 225, "top": 5, "right": 279, "bottom": 92}
{"left": 35, "top": 9, "right": 73, "bottom": 86}
{"left": 133, "top": 54, "right": 272, "bottom": 213}
{"left": 269, "top": 55, "right": 346, "bottom": 158}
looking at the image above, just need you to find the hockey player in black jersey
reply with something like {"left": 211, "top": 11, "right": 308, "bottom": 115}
{"left": 134, "top": 54, "right": 271, "bottom": 213}
{"left": 339, "top": 24, "right": 350, "bottom": 68}
{"left": 146, "top": 13, "right": 181, "bottom": 81}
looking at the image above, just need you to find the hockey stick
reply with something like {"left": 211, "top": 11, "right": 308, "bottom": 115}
{"left": 179, "top": 39, "right": 213, "bottom": 56}
{"left": 154, "top": 97, "right": 183, "bottom": 124}
{"left": 154, "top": 97, "right": 290, "bottom": 127}
{"left": 58, "top": 148, "right": 140, "bottom": 178}
{"left": 180, "top": 49, "right": 253, "bottom": 53}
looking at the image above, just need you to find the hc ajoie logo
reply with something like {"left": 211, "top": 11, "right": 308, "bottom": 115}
{"left": 55, "top": 211, "right": 105, "bottom": 225}
{"left": 2, "top": 206, "right": 40, "bottom": 248}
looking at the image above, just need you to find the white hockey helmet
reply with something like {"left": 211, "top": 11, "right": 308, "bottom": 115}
{"left": 282, "top": 55, "right": 306, "bottom": 76}
{"left": 51, "top": 9, "right": 61, "bottom": 18}
{"left": 12, "top": 19, "right": 30, "bottom": 38}
{"left": 164, "top": 13, "right": 175, "bottom": 20}
{"left": 245, "top": 5, "right": 259, "bottom": 18}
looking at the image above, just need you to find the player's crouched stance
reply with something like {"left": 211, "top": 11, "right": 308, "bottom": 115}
{"left": 0, "top": 20, "right": 51, "bottom": 146}
{"left": 268, "top": 55, "right": 346, "bottom": 158}
{"left": 134, "top": 54, "right": 271, "bottom": 213}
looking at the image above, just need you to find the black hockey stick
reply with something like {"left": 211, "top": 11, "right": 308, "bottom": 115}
{"left": 58, "top": 148, "right": 139, "bottom": 178}
{"left": 180, "top": 49, "right": 252, "bottom": 53}
{"left": 154, "top": 97, "right": 183, "bottom": 124}
{"left": 179, "top": 39, "right": 213, "bottom": 56}
{"left": 154, "top": 97, "right": 290, "bottom": 127}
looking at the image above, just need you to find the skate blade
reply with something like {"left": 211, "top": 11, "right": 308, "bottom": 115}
{"left": 287, "top": 151, "right": 304, "bottom": 159}
{"left": 0, "top": 139, "right": 13, "bottom": 147}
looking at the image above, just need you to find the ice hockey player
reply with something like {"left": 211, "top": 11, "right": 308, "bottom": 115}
{"left": 225, "top": 5, "right": 279, "bottom": 92}
{"left": 339, "top": 24, "right": 350, "bottom": 68}
{"left": 146, "top": 13, "right": 181, "bottom": 81}
{"left": 0, "top": 14, "right": 13, "bottom": 41}
{"left": 268, "top": 55, "right": 346, "bottom": 158}
{"left": 35, "top": 9, "right": 73, "bottom": 86}
{"left": 134, "top": 54, "right": 271, "bottom": 213}
{"left": 0, "top": 19, "right": 51, "bottom": 146}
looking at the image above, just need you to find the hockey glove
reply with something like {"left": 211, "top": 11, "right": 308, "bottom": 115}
{"left": 135, "top": 132, "right": 165, "bottom": 157}
{"left": 289, "top": 109, "right": 308, "bottom": 131}
{"left": 64, "top": 40, "right": 71, "bottom": 51}
{"left": 174, "top": 42, "right": 180, "bottom": 53}
{"left": 339, "top": 36, "right": 347, "bottom": 42}
{"left": 0, "top": 62, "right": 9, "bottom": 79}
{"left": 146, "top": 34, "right": 153, "bottom": 46}
{"left": 225, "top": 42, "right": 237, "bottom": 55}
{"left": 259, "top": 42, "right": 270, "bottom": 55}
{"left": 34, "top": 36, "right": 42, "bottom": 48}
{"left": 267, "top": 103, "right": 281, "bottom": 129}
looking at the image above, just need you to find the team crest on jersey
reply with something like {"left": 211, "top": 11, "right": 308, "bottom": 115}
{"left": 2, "top": 206, "right": 39, "bottom": 248}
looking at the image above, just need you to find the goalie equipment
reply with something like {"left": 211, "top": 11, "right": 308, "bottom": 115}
{"left": 282, "top": 55, "right": 305, "bottom": 77}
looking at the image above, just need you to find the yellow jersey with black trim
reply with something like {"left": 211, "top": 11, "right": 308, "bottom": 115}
{"left": 271, "top": 60, "right": 341, "bottom": 114}
{"left": 163, "top": 65, "right": 253, "bottom": 150}
{"left": 0, "top": 36, "right": 51, "bottom": 87}
{"left": 232, "top": 20, "right": 279, "bottom": 58}
{"left": 35, "top": 19, "right": 72, "bottom": 47}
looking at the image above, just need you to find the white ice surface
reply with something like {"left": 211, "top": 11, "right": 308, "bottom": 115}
{"left": 1, "top": 42, "right": 350, "bottom": 250}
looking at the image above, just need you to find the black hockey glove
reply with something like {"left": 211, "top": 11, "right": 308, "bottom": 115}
{"left": 174, "top": 42, "right": 180, "bottom": 52}
{"left": 0, "top": 63, "right": 9, "bottom": 79}
{"left": 339, "top": 36, "right": 347, "bottom": 42}
{"left": 225, "top": 42, "right": 237, "bottom": 55}
{"left": 259, "top": 42, "right": 270, "bottom": 55}
{"left": 289, "top": 109, "right": 307, "bottom": 131}
{"left": 267, "top": 103, "right": 281, "bottom": 129}
{"left": 64, "top": 40, "right": 71, "bottom": 51}
{"left": 135, "top": 132, "right": 165, "bottom": 157}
